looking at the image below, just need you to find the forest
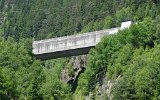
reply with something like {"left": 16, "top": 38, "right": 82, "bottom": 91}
{"left": 0, "top": 0, "right": 160, "bottom": 99}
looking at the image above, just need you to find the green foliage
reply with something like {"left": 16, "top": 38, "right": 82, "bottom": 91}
{"left": 103, "top": 16, "right": 113, "bottom": 29}
{"left": 1, "top": 0, "right": 160, "bottom": 99}
{"left": 115, "top": 7, "right": 133, "bottom": 25}
{"left": 67, "top": 62, "right": 74, "bottom": 77}
{"left": 113, "top": 46, "right": 160, "bottom": 99}
{"left": 0, "top": 37, "right": 44, "bottom": 99}
{"left": 40, "top": 59, "right": 72, "bottom": 100}
{"left": 2, "top": 0, "right": 160, "bottom": 40}
{"left": 75, "top": 17, "right": 160, "bottom": 99}
{"left": 0, "top": 67, "right": 16, "bottom": 99}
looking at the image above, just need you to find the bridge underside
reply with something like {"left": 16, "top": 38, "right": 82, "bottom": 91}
{"left": 34, "top": 46, "right": 94, "bottom": 60}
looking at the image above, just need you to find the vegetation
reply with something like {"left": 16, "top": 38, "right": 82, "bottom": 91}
{"left": 75, "top": 17, "right": 160, "bottom": 99}
{"left": 0, "top": 0, "right": 160, "bottom": 99}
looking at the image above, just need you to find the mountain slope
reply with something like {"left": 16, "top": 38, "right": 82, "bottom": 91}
{"left": 0, "top": 0, "right": 160, "bottom": 99}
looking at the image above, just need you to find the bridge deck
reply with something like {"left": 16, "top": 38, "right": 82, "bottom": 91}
{"left": 32, "top": 21, "right": 132, "bottom": 60}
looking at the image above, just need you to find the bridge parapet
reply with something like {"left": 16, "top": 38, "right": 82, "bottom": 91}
{"left": 33, "top": 27, "right": 120, "bottom": 55}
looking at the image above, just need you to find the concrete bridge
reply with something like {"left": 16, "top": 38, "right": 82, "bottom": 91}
{"left": 33, "top": 21, "right": 132, "bottom": 60}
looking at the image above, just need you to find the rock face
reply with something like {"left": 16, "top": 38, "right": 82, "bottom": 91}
{"left": 85, "top": 75, "right": 121, "bottom": 100}
{"left": 61, "top": 55, "right": 87, "bottom": 91}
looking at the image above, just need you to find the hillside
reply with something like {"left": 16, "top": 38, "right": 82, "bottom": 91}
{"left": 0, "top": 0, "right": 160, "bottom": 99}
